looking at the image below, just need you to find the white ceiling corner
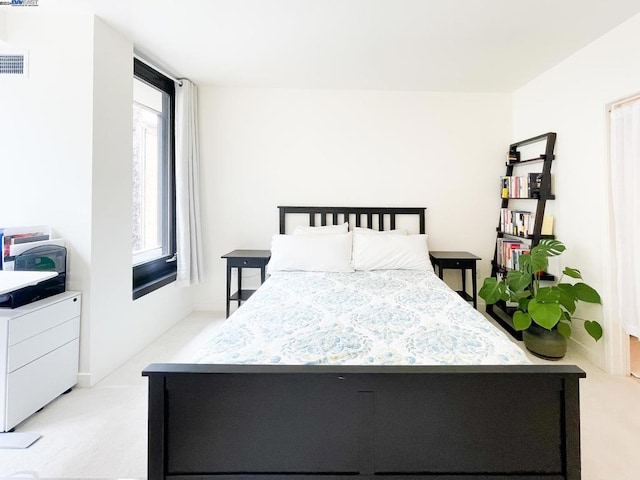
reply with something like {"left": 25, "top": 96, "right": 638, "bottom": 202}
{"left": 36, "top": 0, "right": 640, "bottom": 92}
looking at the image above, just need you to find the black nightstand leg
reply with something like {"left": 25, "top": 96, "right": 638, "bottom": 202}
{"left": 226, "top": 264, "right": 231, "bottom": 318}
{"left": 461, "top": 270, "right": 467, "bottom": 298}
{"left": 237, "top": 267, "right": 242, "bottom": 307}
{"left": 472, "top": 264, "right": 478, "bottom": 309}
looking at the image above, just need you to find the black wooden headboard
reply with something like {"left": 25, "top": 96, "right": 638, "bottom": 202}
{"left": 278, "top": 206, "right": 426, "bottom": 234}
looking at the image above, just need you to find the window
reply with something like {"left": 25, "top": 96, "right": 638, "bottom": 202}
{"left": 132, "top": 58, "right": 176, "bottom": 299}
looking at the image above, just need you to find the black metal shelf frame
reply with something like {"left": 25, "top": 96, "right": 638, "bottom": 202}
{"left": 488, "top": 132, "right": 557, "bottom": 339}
{"left": 498, "top": 230, "right": 555, "bottom": 240}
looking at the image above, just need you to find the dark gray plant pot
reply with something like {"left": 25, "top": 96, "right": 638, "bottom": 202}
{"left": 522, "top": 323, "right": 567, "bottom": 360}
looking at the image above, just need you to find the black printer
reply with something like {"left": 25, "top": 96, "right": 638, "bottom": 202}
{"left": 0, "top": 245, "right": 67, "bottom": 308}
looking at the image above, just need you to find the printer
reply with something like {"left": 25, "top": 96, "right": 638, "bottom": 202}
{"left": 0, "top": 245, "right": 67, "bottom": 308}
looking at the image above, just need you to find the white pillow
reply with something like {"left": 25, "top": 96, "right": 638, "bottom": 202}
{"left": 352, "top": 233, "right": 432, "bottom": 271}
{"left": 268, "top": 232, "right": 354, "bottom": 273}
{"left": 353, "top": 227, "right": 408, "bottom": 235}
{"left": 293, "top": 222, "right": 349, "bottom": 235}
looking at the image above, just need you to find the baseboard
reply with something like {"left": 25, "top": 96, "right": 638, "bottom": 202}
{"left": 193, "top": 301, "right": 222, "bottom": 312}
{"left": 568, "top": 337, "right": 605, "bottom": 371}
{"left": 76, "top": 372, "right": 92, "bottom": 389}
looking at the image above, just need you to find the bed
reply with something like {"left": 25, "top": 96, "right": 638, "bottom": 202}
{"left": 143, "top": 206, "right": 585, "bottom": 480}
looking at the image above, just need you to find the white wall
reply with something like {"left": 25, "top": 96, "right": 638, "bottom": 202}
{"left": 89, "top": 18, "right": 194, "bottom": 384}
{"left": 0, "top": 10, "right": 94, "bottom": 294}
{"left": 513, "top": 13, "right": 640, "bottom": 371}
{"left": 0, "top": 11, "right": 195, "bottom": 386}
{"left": 195, "top": 88, "right": 512, "bottom": 311}
{"left": 0, "top": 11, "right": 7, "bottom": 41}
{"left": 9, "top": 6, "right": 634, "bottom": 379}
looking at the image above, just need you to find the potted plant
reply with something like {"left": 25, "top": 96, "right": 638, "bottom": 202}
{"left": 479, "top": 239, "right": 603, "bottom": 359}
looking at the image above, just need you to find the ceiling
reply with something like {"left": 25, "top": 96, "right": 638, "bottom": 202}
{"left": 39, "top": 0, "right": 640, "bottom": 92}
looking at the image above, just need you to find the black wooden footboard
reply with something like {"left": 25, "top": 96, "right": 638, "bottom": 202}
{"left": 143, "top": 364, "right": 585, "bottom": 480}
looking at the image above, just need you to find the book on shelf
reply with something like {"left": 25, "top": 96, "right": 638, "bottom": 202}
{"left": 500, "top": 208, "right": 534, "bottom": 237}
{"left": 499, "top": 173, "right": 548, "bottom": 199}
{"left": 500, "top": 173, "right": 542, "bottom": 198}
{"left": 541, "top": 215, "right": 554, "bottom": 235}
{"left": 507, "top": 150, "right": 520, "bottom": 164}
{"left": 496, "top": 238, "right": 529, "bottom": 270}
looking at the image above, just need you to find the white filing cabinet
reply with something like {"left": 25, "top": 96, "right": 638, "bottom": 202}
{"left": 0, "top": 291, "right": 80, "bottom": 432}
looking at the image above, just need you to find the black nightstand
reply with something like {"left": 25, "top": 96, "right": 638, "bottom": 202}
{"left": 221, "top": 249, "right": 271, "bottom": 318}
{"left": 429, "top": 251, "right": 481, "bottom": 309}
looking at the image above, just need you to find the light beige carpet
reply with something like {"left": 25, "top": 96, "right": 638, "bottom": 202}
{"left": 1, "top": 311, "right": 639, "bottom": 480}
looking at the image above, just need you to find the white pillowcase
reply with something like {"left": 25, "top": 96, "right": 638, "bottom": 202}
{"left": 352, "top": 233, "right": 432, "bottom": 271}
{"left": 293, "top": 222, "right": 349, "bottom": 235}
{"left": 268, "top": 232, "right": 354, "bottom": 273}
{"left": 353, "top": 227, "right": 408, "bottom": 235}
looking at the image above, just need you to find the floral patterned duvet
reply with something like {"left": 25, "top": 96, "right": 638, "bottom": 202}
{"left": 193, "top": 270, "right": 530, "bottom": 365}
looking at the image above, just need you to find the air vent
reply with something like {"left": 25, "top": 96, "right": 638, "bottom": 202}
{"left": 0, "top": 53, "right": 26, "bottom": 76}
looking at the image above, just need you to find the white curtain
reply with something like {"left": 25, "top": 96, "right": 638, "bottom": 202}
{"left": 609, "top": 100, "right": 640, "bottom": 337}
{"left": 175, "top": 79, "right": 204, "bottom": 286}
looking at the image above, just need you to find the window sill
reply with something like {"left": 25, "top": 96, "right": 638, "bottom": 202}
{"left": 132, "top": 272, "right": 177, "bottom": 300}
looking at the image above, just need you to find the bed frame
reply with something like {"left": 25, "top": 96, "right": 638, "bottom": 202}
{"left": 277, "top": 205, "right": 426, "bottom": 234}
{"left": 144, "top": 206, "right": 586, "bottom": 480}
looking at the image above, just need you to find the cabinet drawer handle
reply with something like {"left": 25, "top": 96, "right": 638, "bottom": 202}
{"left": 243, "top": 260, "right": 248, "bottom": 265}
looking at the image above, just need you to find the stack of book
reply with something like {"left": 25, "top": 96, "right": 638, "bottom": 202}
{"left": 496, "top": 238, "right": 530, "bottom": 270}
{"left": 500, "top": 173, "right": 542, "bottom": 198}
{"left": 499, "top": 209, "right": 554, "bottom": 237}
{"left": 500, "top": 209, "right": 535, "bottom": 237}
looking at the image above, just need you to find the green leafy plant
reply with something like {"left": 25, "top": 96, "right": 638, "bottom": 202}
{"left": 479, "top": 239, "right": 603, "bottom": 341}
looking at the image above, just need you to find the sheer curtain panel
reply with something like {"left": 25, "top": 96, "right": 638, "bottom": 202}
{"left": 175, "top": 79, "right": 204, "bottom": 286}
{"left": 609, "top": 100, "right": 640, "bottom": 337}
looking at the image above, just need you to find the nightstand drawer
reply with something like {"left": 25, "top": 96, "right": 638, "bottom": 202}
{"left": 227, "top": 257, "right": 269, "bottom": 268}
{"left": 437, "top": 258, "right": 475, "bottom": 269}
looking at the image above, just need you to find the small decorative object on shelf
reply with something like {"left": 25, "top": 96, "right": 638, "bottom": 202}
{"left": 479, "top": 240, "right": 603, "bottom": 360}
{"left": 487, "top": 132, "right": 557, "bottom": 339}
{"left": 529, "top": 172, "right": 542, "bottom": 198}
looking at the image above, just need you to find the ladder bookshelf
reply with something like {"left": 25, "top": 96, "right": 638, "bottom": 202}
{"left": 487, "top": 132, "right": 556, "bottom": 339}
